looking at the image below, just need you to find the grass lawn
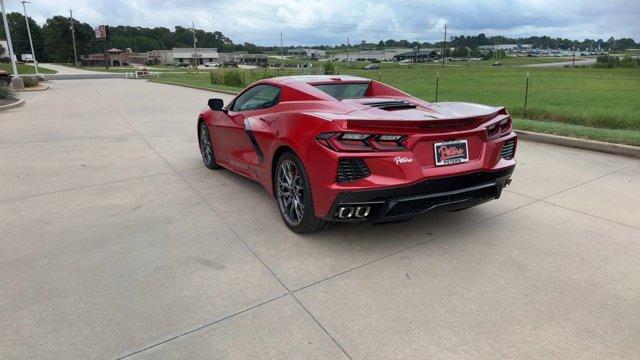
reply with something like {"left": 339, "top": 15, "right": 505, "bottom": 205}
{"left": 150, "top": 64, "right": 640, "bottom": 146}
{"left": 514, "top": 118, "right": 640, "bottom": 146}
{"left": 0, "top": 63, "right": 57, "bottom": 74}
{"left": 335, "top": 63, "right": 640, "bottom": 131}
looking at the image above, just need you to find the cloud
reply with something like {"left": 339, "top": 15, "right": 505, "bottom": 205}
{"left": 3, "top": 0, "right": 638, "bottom": 45}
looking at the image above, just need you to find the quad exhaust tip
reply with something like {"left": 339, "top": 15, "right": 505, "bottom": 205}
{"left": 337, "top": 205, "right": 370, "bottom": 219}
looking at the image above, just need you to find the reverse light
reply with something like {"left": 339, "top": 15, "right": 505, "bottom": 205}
{"left": 341, "top": 133, "right": 371, "bottom": 140}
{"left": 378, "top": 135, "right": 403, "bottom": 141}
{"left": 316, "top": 132, "right": 407, "bottom": 152}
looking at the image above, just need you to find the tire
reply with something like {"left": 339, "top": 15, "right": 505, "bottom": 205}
{"left": 275, "top": 151, "right": 331, "bottom": 234}
{"left": 198, "top": 121, "right": 221, "bottom": 170}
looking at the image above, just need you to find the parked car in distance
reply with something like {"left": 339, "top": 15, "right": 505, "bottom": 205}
{"left": 196, "top": 75, "right": 517, "bottom": 233}
{"left": 174, "top": 62, "right": 189, "bottom": 67}
{"left": 364, "top": 63, "right": 380, "bottom": 70}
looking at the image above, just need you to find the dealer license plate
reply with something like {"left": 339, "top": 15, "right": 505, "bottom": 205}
{"left": 434, "top": 139, "right": 469, "bottom": 166}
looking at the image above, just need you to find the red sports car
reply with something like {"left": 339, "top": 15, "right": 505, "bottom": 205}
{"left": 197, "top": 75, "right": 516, "bottom": 233}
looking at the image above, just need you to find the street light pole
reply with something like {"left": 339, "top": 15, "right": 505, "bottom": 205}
{"left": 21, "top": 0, "right": 38, "bottom": 75}
{"left": 192, "top": 22, "right": 198, "bottom": 68}
{"left": 0, "top": 0, "right": 19, "bottom": 78}
{"left": 442, "top": 24, "right": 446, "bottom": 67}
{"left": 69, "top": 10, "right": 78, "bottom": 66}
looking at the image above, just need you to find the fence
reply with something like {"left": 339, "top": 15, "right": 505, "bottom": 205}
{"left": 198, "top": 65, "right": 638, "bottom": 131}
{"left": 335, "top": 66, "right": 639, "bottom": 131}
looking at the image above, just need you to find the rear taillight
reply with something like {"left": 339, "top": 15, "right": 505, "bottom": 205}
{"left": 487, "top": 117, "right": 512, "bottom": 140}
{"left": 316, "top": 132, "right": 407, "bottom": 152}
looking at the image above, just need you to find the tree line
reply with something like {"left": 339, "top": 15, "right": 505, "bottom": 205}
{"left": 0, "top": 13, "right": 256, "bottom": 63}
{"left": 1, "top": 13, "right": 638, "bottom": 63}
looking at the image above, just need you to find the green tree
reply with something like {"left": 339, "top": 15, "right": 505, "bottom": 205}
{"left": 42, "top": 15, "right": 94, "bottom": 62}
{"left": 0, "top": 12, "right": 45, "bottom": 61}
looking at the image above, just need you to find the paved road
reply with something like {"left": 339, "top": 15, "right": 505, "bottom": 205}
{"left": 1, "top": 79, "right": 639, "bottom": 359}
{"left": 522, "top": 57, "right": 597, "bottom": 67}
{"left": 39, "top": 63, "right": 110, "bottom": 75}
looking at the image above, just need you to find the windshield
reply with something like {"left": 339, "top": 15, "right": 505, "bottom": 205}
{"left": 314, "top": 83, "right": 370, "bottom": 100}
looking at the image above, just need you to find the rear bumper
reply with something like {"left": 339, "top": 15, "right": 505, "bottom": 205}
{"left": 324, "top": 166, "right": 514, "bottom": 223}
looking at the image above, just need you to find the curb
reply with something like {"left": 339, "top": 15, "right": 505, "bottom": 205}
{"left": 16, "top": 84, "right": 50, "bottom": 92}
{"left": 0, "top": 99, "right": 25, "bottom": 111}
{"left": 516, "top": 130, "right": 640, "bottom": 159}
{"left": 148, "top": 79, "right": 240, "bottom": 95}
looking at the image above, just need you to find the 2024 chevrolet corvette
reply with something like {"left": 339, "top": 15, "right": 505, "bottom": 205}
{"left": 197, "top": 75, "right": 516, "bottom": 233}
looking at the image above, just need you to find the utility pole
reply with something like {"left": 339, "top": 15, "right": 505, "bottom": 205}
{"left": 1, "top": 0, "right": 18, "bottom": 78}
{"left": 192, "top": 22, "right": 198, "bottom": 68}
{"left": 69, "top": 10, "right": 78, "bottom": 66}
{"left": 280, "top": 31, "right": 284, "bottom": 61}
{"left": 21, "top": 1, "right": 38, "bottom": 75}
{"left": 441, "top": 24, "right": 446, "bottom": 67}
{"left": 346, "top": 36, "right": 350, "bottom": 67}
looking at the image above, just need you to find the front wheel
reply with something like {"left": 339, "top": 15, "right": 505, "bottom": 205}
{"left": 198, "top": 121, "right": 221, "bottom": 170}
{"left": 275, "top": 152, "right": 330, "bottom": 234}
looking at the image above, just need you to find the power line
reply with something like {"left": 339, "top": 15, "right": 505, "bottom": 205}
{"left": 131, "top": 0, "right": 425, "bottom": 34}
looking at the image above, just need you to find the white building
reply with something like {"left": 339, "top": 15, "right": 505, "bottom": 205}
{"left": 287, "top": 48, "right": 326, "bottom": 59}
{"left": 478, "top": 44, "right": 533, "bottom": 53}
{"left": 333, "top": 48, "right": 412, "bottom": 61}
{"left": 172, "top": 48, "right": 219, "bottom": 65}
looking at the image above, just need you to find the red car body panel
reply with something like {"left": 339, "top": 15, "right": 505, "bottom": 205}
{"left": 198, "top": 75, "right": 516, "bottom": 221}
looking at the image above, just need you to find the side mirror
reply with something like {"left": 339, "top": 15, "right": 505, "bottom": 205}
{"left": 208, "top": 98, "right": 225, "bottom": 111}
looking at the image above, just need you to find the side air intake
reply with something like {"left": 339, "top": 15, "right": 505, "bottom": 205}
{"left": 501, "top": 139, "right": 516, "bottom": 160}
{"left": 337, "top": 158, "right": 371, "bottom": 183}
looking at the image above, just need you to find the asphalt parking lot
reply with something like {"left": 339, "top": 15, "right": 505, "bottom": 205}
{"left": 1, "top": 79, "right": 639, "bottom": 359}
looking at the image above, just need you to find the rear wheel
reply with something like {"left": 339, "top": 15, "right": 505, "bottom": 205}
{"left": 275, "top": 152, "right": 330, "bottom": 234}
{"left": 199, "top": 121, "right": 221, "bottom": 170}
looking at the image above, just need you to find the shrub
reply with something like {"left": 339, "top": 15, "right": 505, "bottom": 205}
{"left": 209, "top": 70, "right": 224, "bottom": 85}
{"left": 222, "top": 70, "right": 243, "bottom": 87}
{"left": 0, "top": 85, "right": 17, "bottom": 100}
{"left": 323, "top": 61, "right": 335, "bottom": 75}
{"left": 22, "top": 75, "right": 39, "bottom": 87}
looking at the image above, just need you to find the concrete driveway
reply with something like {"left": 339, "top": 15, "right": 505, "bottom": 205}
{"left": 1, "top": 79, "right": 639, "bottom": 359}
{"left": 39, "top": 63, "right": 111, "bottom": 75}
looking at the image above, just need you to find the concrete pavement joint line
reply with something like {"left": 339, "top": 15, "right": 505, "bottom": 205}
{"left": 504, "top": 164, "right": 632, "bottom": 202}
{"left": 116, "top": 293, "right": 290, "bottom": 360}
{"left": 0, "top": 171, "right": 173, "bottom": 204}
{"left": 540, "top": 201, "right": 640, "bottom": 230}
{"left": 95, "top": 86, "right": 353, "bottom": 360}
{"left": 180, "top": 176, "right": 354, "bottom": 359}
{"left": 292, "top": 198, "right": 538, "bottom": 294}
{"left": 506, "top": 165, "right": 640, "bottom": 230}
{"left": 290, "top": 293, "right": 353, "bottom": 360}
{"left": 538, "top": 165, "right": 632, "bottom": 201}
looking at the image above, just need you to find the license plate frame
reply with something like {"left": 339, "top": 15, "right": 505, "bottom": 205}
{"left": 434, "top": 139, "right": 469, "bottom": 166}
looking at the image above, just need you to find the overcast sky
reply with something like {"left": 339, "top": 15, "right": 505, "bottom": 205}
{"left": 3, "top": 0, "right": 639, "bottom": 45}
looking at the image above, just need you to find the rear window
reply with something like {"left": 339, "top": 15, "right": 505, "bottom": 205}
{"left": 314, "top": 83, "right": 370, "bottom": 100}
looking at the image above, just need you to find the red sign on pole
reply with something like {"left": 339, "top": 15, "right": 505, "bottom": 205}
{"left": 94, "top": 25, "right": 107, "bottom": 39}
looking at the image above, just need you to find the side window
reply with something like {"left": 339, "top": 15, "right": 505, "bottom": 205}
{"left": 231, "top": 85, "right": 281, "bottom": 112}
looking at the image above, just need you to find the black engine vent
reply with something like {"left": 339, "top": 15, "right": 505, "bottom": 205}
{"left": 501, "top": 139, "right": 516, "bottom": 160}
{"left": 364, "top": 100, "right": 417, "bottom": 110}
{"left": 337, "top": 158, "right": 371, "bottom": 183}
